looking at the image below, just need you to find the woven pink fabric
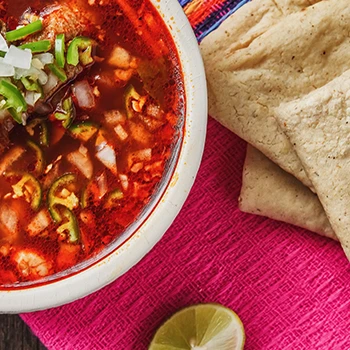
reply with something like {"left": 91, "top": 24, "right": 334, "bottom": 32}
{"left": 21, "top": 117, "right": 350, "bottom": 349}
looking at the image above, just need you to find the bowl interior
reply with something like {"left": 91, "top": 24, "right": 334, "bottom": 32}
{"left": 0, "top": 0, "right": 207, "bottom": 312}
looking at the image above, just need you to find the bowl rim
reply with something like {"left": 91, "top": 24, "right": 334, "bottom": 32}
{"left": 0, "top": 0, "right": 207, "bottom": 313}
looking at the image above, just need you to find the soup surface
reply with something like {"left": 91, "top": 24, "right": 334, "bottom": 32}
{"left": 0, "top": 0, "right": 184, "bottom": 285}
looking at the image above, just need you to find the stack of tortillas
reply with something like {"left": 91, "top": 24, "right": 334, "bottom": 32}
{"left": 200, "top": 0, "right": 350, "bottom": 259}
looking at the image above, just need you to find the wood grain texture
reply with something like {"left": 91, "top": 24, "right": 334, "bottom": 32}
{"left": 0, "top": 315, "right": 46, "bottom": 350}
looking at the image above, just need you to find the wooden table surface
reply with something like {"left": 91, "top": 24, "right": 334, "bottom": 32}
{"left": 0, "top": 315, "right": 46, "bottom": 350}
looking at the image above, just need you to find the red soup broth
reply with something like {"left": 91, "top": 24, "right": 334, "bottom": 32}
{"left": 0, "top": 0, "right": 185, "bottom": 285}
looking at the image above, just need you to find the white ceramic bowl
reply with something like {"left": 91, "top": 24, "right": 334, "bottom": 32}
{"left": 0, "top": 0, "right": 207, "bottom": 312}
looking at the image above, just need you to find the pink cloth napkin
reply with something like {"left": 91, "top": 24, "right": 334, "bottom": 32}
{"left": 21, "top": 117, "right": 350, "bottom": 349}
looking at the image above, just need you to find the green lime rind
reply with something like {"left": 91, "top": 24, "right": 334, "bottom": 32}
{"left": 149, "top": 303, "right": 245, "bottom": 350}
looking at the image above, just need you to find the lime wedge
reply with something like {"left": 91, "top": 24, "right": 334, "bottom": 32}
{"left": 149, "top": 303, "right": 245, "bottom": 350}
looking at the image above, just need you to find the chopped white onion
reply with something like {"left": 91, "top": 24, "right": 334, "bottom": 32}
{"left": 4, "top": 46, "right": 32, "bottom": 69}
{"left": 78, "top": 144, "right": 88, "bottom": 156}
{"left": 14, "top": 65, "right": 48, "bottom": 85}
{"left": 119, "top": 174, "right": 129, "bottom": 191}
{"left": 24, "top": 91, "right": 42, "bottom": 106}
{"left": 43, "top": 72, "right": 59, "bottom": 94}
{"left": 104, "top": 109, "right": 126, "bottom": 125}
{"left": 96, "top": 172, "right": 108, "bottom": 199}
{"left": 134, "top": 148, "right": 152, "bottom": 161}
{"left": 72, "top": 80, "right": 96, "bottom": 109}
{"left": 0, "top": 34, "right": 8, "bottom": 52}
{"left": 31, "top": 58, "right": 44, "bottom": 70}
{"left": 67, "top": 147, "right": 93, "bottom": 179}
{"left": 0, "top": 204, "right": 19, "bottom": 240}
{"left": 37, "top": 69, "right": 48, "bottom": 85}
{"left": 114, "top": 124, "right": 128, "bottom": 141}
{"left": 0, "top": 57, "right": 15, "bottom": 77}
{"left": 34, "top": 53, "right": 54, "bottom": 66}
{"left": 96, "top": 144, "right": 117, "bottom": 175}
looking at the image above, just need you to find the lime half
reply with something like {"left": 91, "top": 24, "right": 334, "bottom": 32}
{"left": 149, "top": 303, "right": 245, "bottom": 350}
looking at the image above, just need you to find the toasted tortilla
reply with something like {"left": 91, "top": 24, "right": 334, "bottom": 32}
{"left": 274, "top": 69, "right": 350, "bottom": 259}
{"left": 239, "top": 145, "right": 336, "bottom": 240}
{"left": 201, "top": 0, "right": 350, "bottom": 189}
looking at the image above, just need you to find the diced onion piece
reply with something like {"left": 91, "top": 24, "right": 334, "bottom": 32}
{"left": 27, "top": 209, "right": 50, "bottom": 236}
{"left": 131, "top": 162, "right": 143, "bottom": 173}
{"left": 67, "top": 146, "right": 93, "bottom": 179}
{"left": 0, "top": 205, "right": 18, "bottom": 240}
{"left": 128, "top": 148, "right": 152, "bottom": 168}
{"left": 0, "top": 57, "right": 15, "bottom": 77}
{"left": 14, "top": 65, "right": 48, "bottom": 85}
{"left": 31, "top": 58, "right": 44, "bottom": 70}
{"left": 114, "top": 124, "right": 128, "bottom": 141}
{"left": 108, "top": 46, "right": 132, "bottom": 69}
{"left": 79, "top": 144, "right": 88, "bottom": 156}
{"left": 4, "top": 45, "right": 32, "bottom": 69}
{"left": 134, "top": 148, "right": 152, "bottom": 161}
{"left": 104, "top": 109, "right": 125, "bottom": 125}
{"left": 37, "top": 69, "right": 48, "bottom": 85}
{"left": 0, "top": 34, "right": 8, "bottom": 52}
{"left": 72, "top": 80, "right": 95, "bottom": 109}
{"left": 43, "top": 72, "right": 59, "bottom": 94}
{"left": 119, "top": 174, "right": 129, "bottom": 191}
{"left": 0, "top": 243, "right": 10, "bottom": 256}
{"left": 24, "top": 91, "right": 41, "bottom": 106}
{"left": 95, "top": 130, "right": 107, "bottom": 151}
{"left": 34, "top": 53, "right": 54, "bottom": 66}
{"left": 96, "top": 172, "right": 108, "bottom": 199}
{"left": 96, "top": 144, "right": 117, "bottom": 175}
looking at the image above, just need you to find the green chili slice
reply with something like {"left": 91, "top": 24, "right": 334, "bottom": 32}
{"left": 69, "top": 122, "right": 98, "bottom": 142}
{"left": 54, "top": 97, "right": 74, "bottom": 128}
{"left": 105, "top": 188, "right": 124, "bottom": 208}
{"left": 0, "top": 80, "right": 27, "bottom": 124}
{"left": 48, "top": 173, "right": 78, "bottom": 222}
{"left": 27, "top": 140, "right": 45, "bottom": 175}
{"left": 21, "top": 77, "right": 43, "bottom": 95}
{"left": 67, "top": 37, "right": 93, "bottom": 66}
{"left": 57, "top": 207, "right": 80, "bottom": 243}
{"left": 26, "top": 118, "right": 49, "bottom": 147}
{"left": 124, "top": 85, "right": 141, "bottom": 119}
{"left": 48, "top": 62, "right": 67, "bottom": 82}
{"left": 19, "top": 40, "right": 51, "bottom": 53}
{"left": 0, "top": 51, "right": 6, "bottom": 58}
{"left": 11, "top": 173, "right": 42, "bottom": 211}
{"left": 6, "top": 20, "right": 43, "bottom": 42}
{"left": 55, "top": 34, "right": 65, "bottom": 68}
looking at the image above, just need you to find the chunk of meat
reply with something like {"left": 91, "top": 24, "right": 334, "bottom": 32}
{"left": 25, "top": 4, "right": 96, "bottom": 45}
{"left": 0, "top": 114, "right": 14, "bottom": 155}
{"left": 13, "top": 249, "right": 52, "bottom": 278}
